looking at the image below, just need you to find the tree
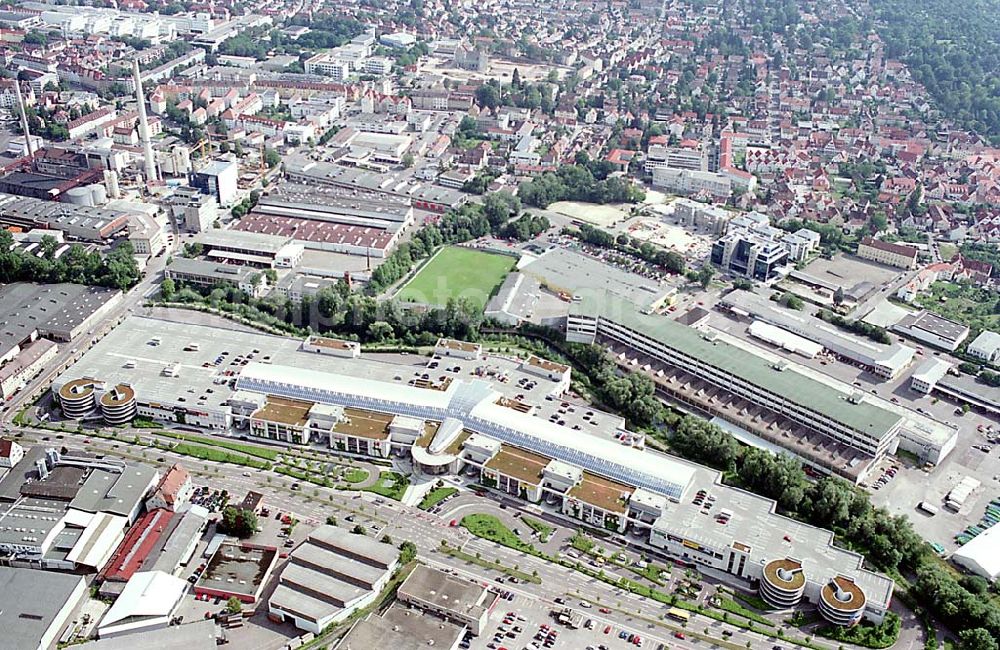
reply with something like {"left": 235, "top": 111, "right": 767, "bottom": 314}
{"left": 325, "top": 515, "right": 338, "bottom": 526}
{"left": 218, "top": 506, "right": 257, "bottom": 538}
{"left": 401, "top": 152, "right": 415, "bottom": 168}
{"left": 161, "top": 278, "right": 176, "bottom": 300}
{"left": 475, "top": 84, "right": 501, "bottom": 109}
{"left": 511, "top": 67, "right": 521, "bottom": 88}
{"left": 697, "top": 266, "right": 715, "bottom": 288}
{"left": 226, "top": 596, "right": 243, "bottom": 615}
{"left": 959, "top": 628, "right": 999, "bottom": 650}
{"left": 833, "top": 287, "right": 845, "bottom": 306}
{"left": 399, "top": 540, "right": 417, "bottom": 564}
{"left": 351, "top": 524, "right": 367, "bottom": 535}
{"left": 264, "top": 148, "right": 281, "bottom": 168}
{"left": 780, "top": 292, "right": 804, "bottom": 310}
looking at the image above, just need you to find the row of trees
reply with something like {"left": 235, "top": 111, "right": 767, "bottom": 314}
{"left": 564, "top": 343, "right": 663, "bottom": 428}
{"left": 367, "top": 191, "right": 536, "bottom": 295}
{"left": 817, "top": 309, "right": 893, "bottom": 345}
{"left": 0, "top": 232, "right": 140, "bottom": 290}
{"left": 570, "top": 223, "right": 686, "bottom": 274}
{"left": 669, "top": 416, "right": 923, "bottom": 569}
{"left": 518, "top": 163, "right": 645, "bottom": 209}
{"left": 168, "top": 277, "right": 484, "bottom": 347}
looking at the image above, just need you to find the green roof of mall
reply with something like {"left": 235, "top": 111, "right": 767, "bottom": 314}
{"left": 573, "top": 292, "right": 902, "bottom": 440}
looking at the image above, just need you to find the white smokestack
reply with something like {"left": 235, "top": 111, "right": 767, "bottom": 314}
{"left": 14, "top": 81, "right": 33, "bottom": 158}
{"left": 132, "top": 59, "right": 158, "bottom": 184}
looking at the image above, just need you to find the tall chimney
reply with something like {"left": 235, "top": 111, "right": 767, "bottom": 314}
{"left": 14, "top": 81, "right": 33, "bottom": 157}
{"left": 132, "top": 59, "right": 158, "bottom": 183}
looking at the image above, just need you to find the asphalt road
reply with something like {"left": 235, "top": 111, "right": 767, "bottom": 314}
{"left": 7, "top": 424, "right": 869, "bottom": 650}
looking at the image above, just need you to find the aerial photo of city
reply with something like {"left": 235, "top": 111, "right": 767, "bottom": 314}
{"left": 0, "top": 0, "right": 998, "bottom": 648}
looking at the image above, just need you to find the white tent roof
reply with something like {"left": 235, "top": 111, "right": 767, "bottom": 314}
{"left": 952, "top": 525, "right": 1000, "bottom": 580}
{"left": 100, "top": 571, "right": 187, "bottom": 629}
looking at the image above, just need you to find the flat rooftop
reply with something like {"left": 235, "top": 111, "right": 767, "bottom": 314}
{"left": 0, "top": 282, "right": 120, "bottom": 355}
{"left": 398, "top": 564, "right": 488, "bottom": 617}
{"left": 0, "top": 567, "right": 84, "bottom": 650}
{"left": 253, "top": 396, "right": 313, "bottom": 427}
{"left": 337, "top": 603, "right": 464, "bottom": 650}
{"left": 52, "top": 316, "right": 571, "bottom": 425}
{"left": 894, "top": 310, "right": 970, "bottom": 343}
{"left": 485, "top": 445, "right": 549, "bottom": 485}
{"left": 658, "top": 461, "right": 894, "bottom": 608}
{"left": 332, "top": 407, "right": 393, "bottom": 440}
{"left": 521, "top": 247, "right": 671, "bottom": 310}
{"left": 198, "top": 542, "right": 276, "bottom": 597}
{"left": 575, "top": 291, "right": 903, "bottom": 440}
{"left": 195, "top": 228, "right": 291, "bottom": 254}
{"left": 76, "top": 619, "right": 219, "bottom": 650}
{"left": 568, "top": 471, "right": 633, "bottom": 514}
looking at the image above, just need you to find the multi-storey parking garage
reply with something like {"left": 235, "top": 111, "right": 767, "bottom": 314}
{"left": 52, "top": 316, "right": 894, "bottom": 625}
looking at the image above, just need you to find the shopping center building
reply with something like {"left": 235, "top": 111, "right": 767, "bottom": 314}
{"left": 51, "top": 317, "right": 894, "bottom": 625}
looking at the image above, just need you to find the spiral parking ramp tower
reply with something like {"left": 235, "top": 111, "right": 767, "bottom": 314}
{"left": 819, "top": 575, "right": 866, "bottom": 626}
{"left": 100, "top": 384, "right": 137, "bottom": 425}
{"left": 58, "top": 379, "right": 97, "bottom": 419}
{"left": 760, "top": 558, "right": 806, "bottom": 609}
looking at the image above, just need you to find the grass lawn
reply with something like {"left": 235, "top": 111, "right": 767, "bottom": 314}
{"left": 419, "top": 486, "right": 458, "bottom": 510}
{"left": 938, "top": 242, "right": 958, "bottom": 261}
{"left": 171, "top": 443, "right": 270, "bottom": 469}
{"left": 362, "top": 471, "right": 409, "bottom": 500}
{"left": 341, "top": 468, "right": 369, "bottom": 484}
{"left": 396, "top": 246, "right": 515, "bottom": 310}
{"left": 714, "top": 596, "right": 775, "bottom": 627}
{"left": 461, "top": 514, "right": 534, "bottom": 553}
{"left": 158, "top": 431, "right": 280, "bottom": 460}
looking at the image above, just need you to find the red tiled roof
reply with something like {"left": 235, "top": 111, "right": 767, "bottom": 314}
{"left": 155, "top": 464, "right": 190, "bottom": 505}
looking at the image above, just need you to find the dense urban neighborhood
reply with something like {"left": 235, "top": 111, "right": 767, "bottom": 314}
{"left": 0, "top": 0, "right": 998, "bottom": 649}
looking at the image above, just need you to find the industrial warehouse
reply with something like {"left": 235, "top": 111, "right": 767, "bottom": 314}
{"left": 50, "top": 316, "right": 896, "bottom": 626}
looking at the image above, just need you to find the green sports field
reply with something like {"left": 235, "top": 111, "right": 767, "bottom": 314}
{"left": 397, "top": 246, "right": 515, "bottom": 310}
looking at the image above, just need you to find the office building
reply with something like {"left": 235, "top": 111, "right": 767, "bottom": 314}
{"left": 710, "top": 213, "right": 792, "bottom": 282}
{"left": 645, "top": 142, "right": 708, "bottom": 172}
{"left": 164, "top": 187, "right": 217, "bottom": 233}
{"left": 165, "top": 258, "right": 270, "bottom": 299}
{"left": 910, "top": 358, "right": 952, "bottom": 394}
